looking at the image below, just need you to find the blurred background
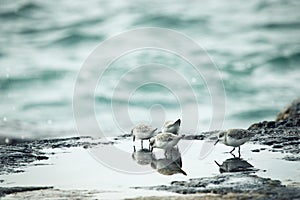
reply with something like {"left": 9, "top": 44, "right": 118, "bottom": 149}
{"left": 0, "top": 0, "right": 299, "bottom": 139}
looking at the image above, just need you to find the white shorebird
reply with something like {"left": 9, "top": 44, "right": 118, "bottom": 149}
{"left": 214, "top": 129, "right": 254, "bottom": 156}
{"left": 150, "top": 132, "right": 184, "bottom": 151}
{"left": 161, "top": 119, "right": 181, "bottom": 135}
{"left": 131, "top": 124, "right": 157, "bottom": 147}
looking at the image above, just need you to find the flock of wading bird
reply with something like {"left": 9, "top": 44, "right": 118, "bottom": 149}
{"left": 130, "top": 119, "right": 255, "bottom": 176}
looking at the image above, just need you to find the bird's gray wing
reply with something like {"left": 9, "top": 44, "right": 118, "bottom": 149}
{"left": 157, "top": 133, "right": 175, "bottom": 142}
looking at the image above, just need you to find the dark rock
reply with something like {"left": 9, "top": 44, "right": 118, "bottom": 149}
{"left": 266, "top": 121, "right": 276, "bottom": 128}
{"left": 136, "top": 173, "right": 300, "bottom": 199}
{"left": 119, "top": 133, "right": 132, "bottom": 138}
{"left": 248, "top": 121, "right": 277, "bottom": 130}
{"left": 283, "top": 155, "right": 300, "bottom": 161}
{"left": 0, "top": 186, "right": 53, "bottom": 197}
{"left": 276, "top": 98, "right": 300, "bottom": 121}
{"left": 248, "top": 99, "right": 300, "bottom": 154}
{"left": 183, "top": 134, "right": 205, "bottom": 140}
{"left": 273, "top": 144, "right": 283, "bottom": 148}
{"left": 36, "top": 155, "right": 49, "bottom": 160}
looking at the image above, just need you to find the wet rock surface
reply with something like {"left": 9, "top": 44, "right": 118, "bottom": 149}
{"left": 135, "top": 173, "right": 300, "bottom": 199}
{"left": 0, "top": 136, "right": 112, "bottom": 175}
{"left": 1, "top": 188, "right": 101, "bottom": 199}
{"left": 248, "top": 98, "right": 300, "bottom": 154}
{"left": 0, "top": 136, "right": 113, "bottom": 198}
{"left": 276, "top": 98, "right": 300, "bottom": 121}
{"left": 0, "top": 186, "right": 53, "bottom": 198}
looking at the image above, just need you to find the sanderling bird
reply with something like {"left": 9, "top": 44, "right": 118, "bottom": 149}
{"left": 161, "top": 119, "right": 181, "bottom": 134}
{"left": 131, "top": 124, "right": 157, "bottom": 147}
{"left": 150, "top": 132, "right": 184, "bottom": 151}
{"left": 214, "top": 129, "right": 254, "bottom": 156}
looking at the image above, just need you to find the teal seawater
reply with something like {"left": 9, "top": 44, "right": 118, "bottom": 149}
{"left": 0, "top": 0, "right": 299, "bottom": 138}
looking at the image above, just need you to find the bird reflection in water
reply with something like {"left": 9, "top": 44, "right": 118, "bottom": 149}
{"left": 214, "top": 157, "right": 256, "bottom": 173}
{"left": 132, "top": 146, "right": 155, "bottom": 166}
{"left": 131, "top": 146, "right": 186, "bottom": 176}
{"left": 151, "top": 147, "right": 187, "bottom": 176}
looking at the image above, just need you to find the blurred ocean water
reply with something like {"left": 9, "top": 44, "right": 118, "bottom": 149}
{"left": 0, "top": 0, "right": 300, "bottom": 139}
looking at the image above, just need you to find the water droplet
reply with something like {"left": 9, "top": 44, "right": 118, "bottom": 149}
{"left": 3, "top": 117, "right": 7, "bottom": 122}
{"left": 191, "top": 77, "right": 197, "bottom": 83}
{"left": 5, "top": 138, "right": 10, "bottom": 144}
{"left": 47, "top": 119, "right": 52, "bottom": 124}
{"left": 6, "top": 73, "right": 10, "bottom": 78}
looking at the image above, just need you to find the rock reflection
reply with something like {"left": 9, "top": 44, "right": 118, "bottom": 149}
{"left": 132, "top": 146, "right": 155, "bottom": 166}
{"left": 215, "top": 157, "right": 256, "bottom": 173}
{"left": 151, "top": 148, "right": 187, "bottom": 176}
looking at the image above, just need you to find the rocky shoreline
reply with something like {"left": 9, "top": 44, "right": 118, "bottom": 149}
{"left": 1, "top": 99, "right": 299, "bottom": 199}
{"left": 132, "top": 173, "right": 300, "bottom": 200}
{"left": 249, "top": 98, "right": 300, "bottom": 155}
{"left": 130, "top": 98, "right": 300, "bottom": 200}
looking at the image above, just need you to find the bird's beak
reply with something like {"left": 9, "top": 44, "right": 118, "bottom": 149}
{"left": 174, "top": 119, "right": 181, "bottom": 126}
{"left": 214, "top": 139, "right": 219, "bottom": 145}
{"left": 214, "top": 160, "right": 221, "bottom": 167}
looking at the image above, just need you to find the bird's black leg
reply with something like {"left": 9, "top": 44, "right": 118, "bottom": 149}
{"left": 230, "top": 147, "right": 235, "bottom": 153}
{"left": 133, "top": 145, "right": 136, "bottom": 152}
{"left": 164, "top": 150, "right": 167, "bottom": 157}
{"left": 133, "top": 135, "right": 135, "bottom": 142}
{"left": 141, "top": 140, "right": 143, "bottom": 149}
{"left": 238, "top": 146, "right": 241, "bottom": 158}
{"left": 148, "top": 139, "right": 151, "bottom": 149}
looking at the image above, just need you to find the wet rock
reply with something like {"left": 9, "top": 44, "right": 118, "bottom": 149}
{"left": 136, "top": 173, "right": 300, "bottom": 199}
{"left": 178, "top": 131, "right": 219, "bottom": 141}
{"left": 0, "top": 186, "right": 53, "bottom": 198}
{"left": 183, "top": 134, "right": 205, "bottom": 140}
{"left": 0, "top": 136, "right": 111, "bottom": 175}
{"left": 283, "top": 155, "right": 300, "bottom": 161}
{"left": 1, "top": 188, "right": 100, "bottom": 199}
{"left": 272, "top": 144, "right": 283, "bottom": 148}
{"left": 248, "top": 99, "right": 300, "bottom": 154}
{"left": 276, "top": 98, "right": 300, "bottom": 121}
{"left": 119, "top": 133, "right": 132, "bottom": 138}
